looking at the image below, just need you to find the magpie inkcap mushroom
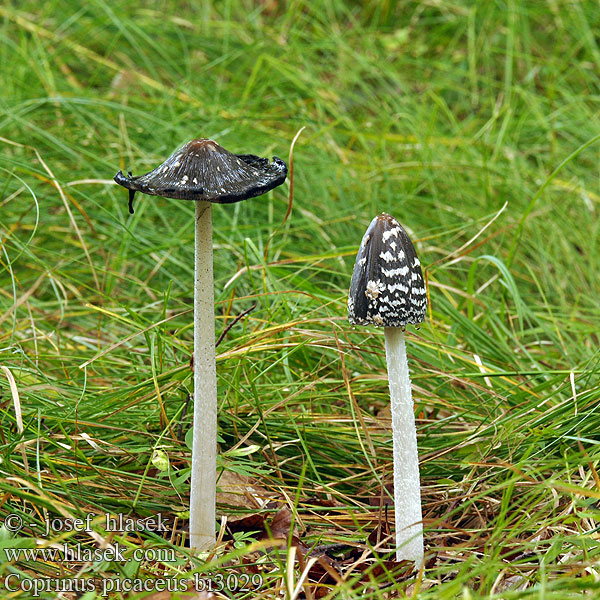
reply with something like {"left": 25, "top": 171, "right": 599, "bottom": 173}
{"left": 347, "top": 212, "right": 427, "bottom": 566}
{"left": 348, "top": 212, "right": 427, "bottom": 328}
{"left": 114, "top": 138, "right": 288, "bottom": 214}
{"left": 112, "top": 137, "right": 288, "bottom": 550}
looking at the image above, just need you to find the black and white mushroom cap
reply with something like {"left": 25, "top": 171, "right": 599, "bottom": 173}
{"left": 348, "top": 213, "right": 427, "bottom": 328}
{"left": 114, "top": 138, "right": 287, "bottom": 212}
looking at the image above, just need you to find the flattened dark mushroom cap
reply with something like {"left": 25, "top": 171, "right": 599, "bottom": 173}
{"left": 114, "top": 138, "right": 287, "bottom": 207}
{"left": 348, "top": 213, "right": 427, "bottom": 327}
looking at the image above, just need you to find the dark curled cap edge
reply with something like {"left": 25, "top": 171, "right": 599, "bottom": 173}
{"left": 114, "top": 138, "right": 288, "bottom": 205}
{"left": 348, "top": 213, "right": 427, "bottom": 328}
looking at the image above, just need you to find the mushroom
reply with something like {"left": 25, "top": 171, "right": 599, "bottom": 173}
{"left": 348, "top": 213, "right": 427, "bottom": 566}
{"left": 114, "top": 139, "right": 287, "bottom": 550}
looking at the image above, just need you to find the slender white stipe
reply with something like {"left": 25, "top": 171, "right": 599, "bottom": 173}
{"left": 189, "top": 200, "right": 217, "bottom": 550}
{"left": 384, "top": 327, "right": 424, "bottom": 566}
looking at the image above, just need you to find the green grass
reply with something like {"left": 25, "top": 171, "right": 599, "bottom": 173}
{"left": 1, "top": 1, "right": 600, "bottom": 598}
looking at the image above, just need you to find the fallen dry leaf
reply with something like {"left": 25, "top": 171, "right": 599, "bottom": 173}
{"left": 226, "top": 512, "right": 266, "bottom": 535}
{"left": 216, "top": 468, "right": 272, "bottom": 512}
{"left": 225, "top": 505, "right": 300, "bottom": 545}
{"left": 268, "top": 505, "right": 297, "bottom": 539}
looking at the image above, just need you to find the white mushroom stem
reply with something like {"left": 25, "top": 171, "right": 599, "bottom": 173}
{"left": 384, "top": 327, "right": 424, "bottom": 566}
{"left": 189, "top": 200, "right": 217, "bottom": 551}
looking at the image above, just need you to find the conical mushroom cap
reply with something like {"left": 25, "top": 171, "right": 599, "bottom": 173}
{"left": 348, "top": 213, "right": 427, "bottom": 327}
{"left": 114, "top": 138, "right": 287, "bottom": 204}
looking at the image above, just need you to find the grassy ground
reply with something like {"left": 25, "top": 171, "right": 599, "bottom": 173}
{"left": 1, "top": 1, "right": 600, "bottom": 598}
